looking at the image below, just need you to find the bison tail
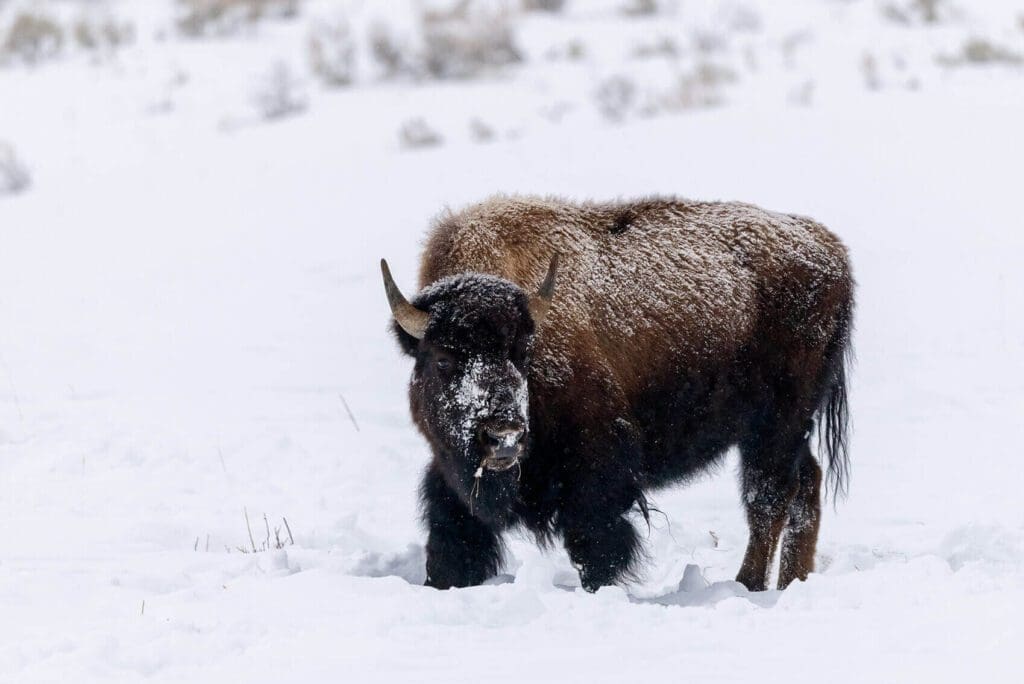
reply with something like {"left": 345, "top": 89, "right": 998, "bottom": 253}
{"left": 817, "top": 301, "right": 853, "bottom": 502}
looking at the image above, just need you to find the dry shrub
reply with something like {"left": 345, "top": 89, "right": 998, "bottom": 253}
{"left": 632, "top": 36, "right": 678, "bottom": 60}
{"left": 422, "top": 2, "right": 522, "bottom": 80}
{"left": 861, "top": 53, "right": 881, "bottom": 90}
{"left": 544, "top": 38, "right": 585, "bottom": 62}
{"left": 1, "top": 12, "right": 63, "bottom": 66}
{"left": 937, "top": 37, "right": 1023, "bottom": 67}
{"left": 177, "top": 0, "right": 301, "bottom": 38}
{"left": 670, "top": 61, "right": 736, "bottom": 110}
{"left": 469, "top": 117, "right": 496, "bottom": 142}
{"left": 594, "top": 75, "right": 636, "bottom": 122}
{"left": 368, "top": 22, "right": 416, "bottom": 79}
{"left": 399, "top": 118, "right": 443, "bottom": 149}
{"left": 723, "top": 4, "right": 761, "bottom": 33}
{"left": 692, "top": 29, "right": 728, "bottom": 55}
{"left": 780, "top": 31, "right": 812, "bottom": 69}
{"left": 0, "top": 143, "right": 31, "bottom": 196}
{"left": 522, "top": 0, "right": 566, "bottom": 12}
{"left": 788, "top": 79, "right": 815, "bottom": 107}
{"left": 959, "top": 38, "right": 1023, "bottom": 64}
{"left": 913, "top": 0, "right": 947, "bottom": 22}
{"left": 881, "top": 0, "right": 951, "bottom": 25}
{"left": 370, "top": 1, "right": 522, "bottom": 81}
{"left": 72, "top": 15, "right": 135, "bottom": 53}
{"left": 308, "top": 18, "right": 356, "bottom": 87}
{"left": 861, "top": 51, "right": 921, "bottom": 91}
{"left": 252, "top": 61, "right": 307, "bottom": 120}
{"left": 620, "top": 0, "right": 660, "bottom": 17}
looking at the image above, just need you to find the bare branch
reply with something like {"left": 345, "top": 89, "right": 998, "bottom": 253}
{"left": 339, "top": 393, "right": 360, "bottom": 432}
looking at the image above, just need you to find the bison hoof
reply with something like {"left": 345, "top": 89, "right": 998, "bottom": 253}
{"left": 734, "top": 571, "right": 767, "bottom": 592}
{"left": 577, "top": 567, "right": 616, "bottom": 593}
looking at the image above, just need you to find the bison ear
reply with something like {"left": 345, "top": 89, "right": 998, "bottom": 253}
{"left": 528, "top": 254, "right": 559, "bottom": 326}
{"left": 381, "top": 259, "right": 429, "bottom": 340}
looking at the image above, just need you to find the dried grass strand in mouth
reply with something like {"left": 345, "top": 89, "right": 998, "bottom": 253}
{"left": 468, "top": 451, "right": 524, "bottom": 515}
{"left": 470, "top": 461, "right": 484, "bottom": 514}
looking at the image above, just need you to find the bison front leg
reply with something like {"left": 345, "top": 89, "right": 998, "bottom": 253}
{"left": 562, "top": 513, "right": 642, "bottom": 592}
{"left": 558, "top": 474, "right": 645, "bottom": 592}
{"left": 421, "top": 466, "right": 503, "bottom": 589}
{"left": 558, "top": 421, "right": 647, "bottom": 592}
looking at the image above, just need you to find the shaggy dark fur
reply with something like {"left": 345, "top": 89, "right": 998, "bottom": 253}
{"left": 386, "top": 195, "right": 854, "bottom": 592}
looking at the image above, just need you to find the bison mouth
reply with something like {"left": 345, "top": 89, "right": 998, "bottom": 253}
{"left": 465, "top": 425, "right": 526, "bottom": 521}
{"left": 480, "top": 453, "right": 521, "bottom": 473}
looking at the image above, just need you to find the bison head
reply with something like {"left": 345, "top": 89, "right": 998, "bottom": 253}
{"left": 381, "top": 257, "right": 557, "bottom": 525}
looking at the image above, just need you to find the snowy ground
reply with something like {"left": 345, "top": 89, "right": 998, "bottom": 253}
{"left": 2, "top": 1, "right": 1023, "bottom": 682}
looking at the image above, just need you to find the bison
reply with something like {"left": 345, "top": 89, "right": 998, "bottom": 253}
{"left": 382, "top": 195, "right": 853, "bottom": 592}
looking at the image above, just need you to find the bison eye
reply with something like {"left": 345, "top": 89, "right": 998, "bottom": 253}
{"left": 435, "top": 357, "right": 453, "bottom": 373}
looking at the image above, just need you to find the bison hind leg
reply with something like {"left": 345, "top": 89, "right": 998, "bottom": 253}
{"left": 778, "top": 446, "right": 822, "bottom": 588}
{"left": 735, "top": 430, "right": 808, "bottom": 591}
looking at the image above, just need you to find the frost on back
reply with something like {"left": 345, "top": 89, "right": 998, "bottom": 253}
{"left": 419, "top": 195, "right": 852, "bottom": 391}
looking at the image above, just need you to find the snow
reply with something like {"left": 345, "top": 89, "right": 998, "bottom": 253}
{"left": 455, "top": 356, "right": 495, "bottom": 441}
{"left": 453, "top": 357, "right": 527, "bottom": 445}
{"left": 1, "top": 1, "right": 1023, "bottom": 682}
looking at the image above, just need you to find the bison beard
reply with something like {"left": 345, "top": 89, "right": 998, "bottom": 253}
{"left": 384, "top": 195, "right": 854, "bottom": 593}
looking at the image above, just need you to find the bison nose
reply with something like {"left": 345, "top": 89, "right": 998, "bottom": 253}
{"left": 478, "top": 423, "right": 525, "bottom": 471}
{"left": 482, "top": 424, "right": 524, "bottom": 449}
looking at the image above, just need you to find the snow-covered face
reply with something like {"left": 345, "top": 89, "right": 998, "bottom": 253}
{"left": 404, "top": 275, "right": 537, "bottom": 518}
{"left": 421, "top": 351, "right": 529, "bottom": 471}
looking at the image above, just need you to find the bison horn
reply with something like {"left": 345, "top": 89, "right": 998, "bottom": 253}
{"left": 528, "top": 254, "right": 559, "bottom": 325}
{"left": 380, "top": 259, "right": 429, "bottom": 340}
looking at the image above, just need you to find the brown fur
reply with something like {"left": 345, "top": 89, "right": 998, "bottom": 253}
{"left": 421, "top": 195, "right": 850, "bottom": 406}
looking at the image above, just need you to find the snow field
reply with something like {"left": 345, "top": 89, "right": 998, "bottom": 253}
{"left": 2, "top": 1, "right": 1024, "bottom": 681}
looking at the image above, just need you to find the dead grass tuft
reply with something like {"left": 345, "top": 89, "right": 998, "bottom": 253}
{"left": 0, "top": 143, "right": 31, "bottom": 196}
{"left": 399, "top": 118, "right": 443, "bottom": 149}
{"left": 308, "top": 18, "right": 356, "bottom": 87}
{"left": 176, "top": 0, "right": 301, "bottom": 38}
{"left": 369, "top": 1, "right": 522, "bottom": 81}
{"left": 1, "top": 11, "right": 63, "bottom": 66}
{"left": 252, "top": 61, "right": 307, "bottom": 120}
{"left": 937, "top": 37, "right": 1023, "bottom": 67}
{"left": 229, "top": 508, "right": 295, "bottom": 553}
